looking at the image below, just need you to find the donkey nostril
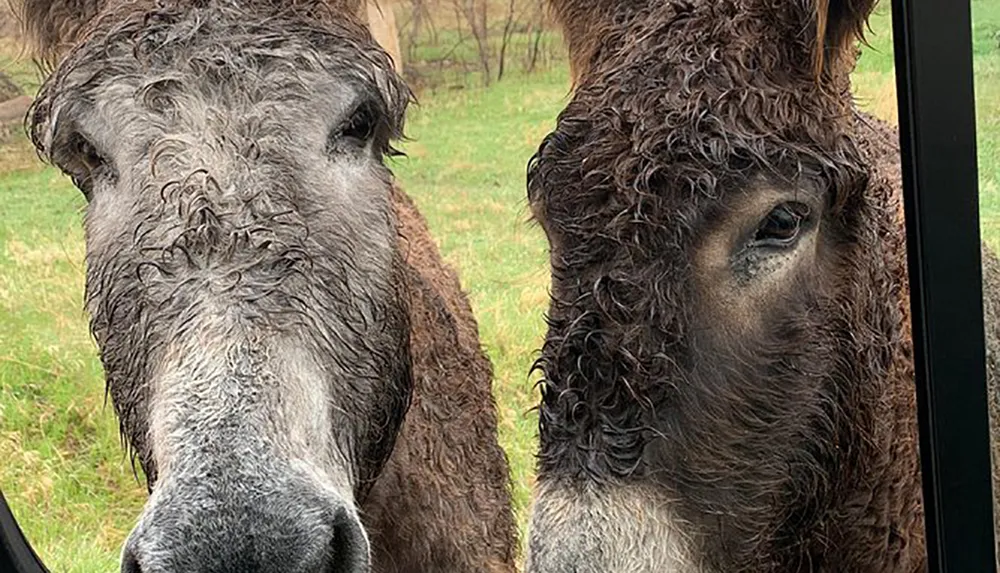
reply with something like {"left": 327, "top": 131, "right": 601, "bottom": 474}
{"left": 121, "top": 546, "right": 143, "bottom": 573}
{"left": 326, "top": 509, "right": 370, "bottom": 573}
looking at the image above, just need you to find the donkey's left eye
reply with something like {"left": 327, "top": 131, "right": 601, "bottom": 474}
{"left": 753, "top": 202, "right": 811, "bottom": 247}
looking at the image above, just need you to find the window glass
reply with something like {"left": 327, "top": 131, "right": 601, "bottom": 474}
{"left": 0, "top": 1, "right": 997, "bottom": 572}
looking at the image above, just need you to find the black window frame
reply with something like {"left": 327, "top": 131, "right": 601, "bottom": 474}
{"left": 891, "top": 0, "right": 997, "bottom": 570}
{"left": 1, "top": 0, "right": 995, "bottom": 571}
{"left": 0, "top": 492, "right": 47, "bottom": 572}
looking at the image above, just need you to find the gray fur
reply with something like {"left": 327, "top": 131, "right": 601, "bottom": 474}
{"left": 28, "top": 3, "right": 414, "bottom": 571}
{"left": 526, "top": 482, "right": 701, "bottom": 573}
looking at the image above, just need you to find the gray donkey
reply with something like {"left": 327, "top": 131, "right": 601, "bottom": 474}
{"left": 13, "top": 1, "right": 518, "bottom": 571}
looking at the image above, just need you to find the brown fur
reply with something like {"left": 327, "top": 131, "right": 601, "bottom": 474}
{"left": 525, "top": 0, "right": 1000, "bottom": 570}
{"left": 546, "top": 0, "right": 645, "bottom": 83}
{"left": 846, "top": 111, "right": 926, "bottom": 571}
{"left": 13, "top": 1, "right": 517, "bottom": 571}
{"left": 11, "top": 0, "right": 103, "bottom": 67}
{"left": 812, "top": 0, "right": 877, "bottom": 78}
{"left": 982, "top": 242, "right": 1000, "bottom": 557}
{"left": 363, "top": 188, "right": 519, "bottom": 573}
{"left": 550, "top": 0, "right": 877, "bottom": 85}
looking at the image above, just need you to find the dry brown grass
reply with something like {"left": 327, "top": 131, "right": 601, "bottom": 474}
{"left": 0, "top": 135, "right": 41, "bottom": 175}
{"left": 853, "top": 70, "right": 900, "bottom": 126}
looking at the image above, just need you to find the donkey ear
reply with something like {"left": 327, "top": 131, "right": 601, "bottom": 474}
{"left": 548, "top": 0, "right": 646, "bottom": 84}
{"left": 811, "top": 0, "right": 879, "bottom": 77}
{"left": 11, "top": 0, "right": 103, "bottom": 67}
{"left": 547, "top": 0, "right": 614, "bottom": 83}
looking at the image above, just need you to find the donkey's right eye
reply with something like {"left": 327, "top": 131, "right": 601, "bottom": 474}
{"left": 342, "top": 102, "right": 376, "bottom": 143}
{"left": 327, "top": 98, "right": 388, "bottom": 158}
{"left": 752, "top": 202, "right": 812, "bottom": 248}
{"left": 54, "top": 132, "right": 113, "bottom": 200}
{"left": 328, "top": 100, "right": 379, "bottom": 152}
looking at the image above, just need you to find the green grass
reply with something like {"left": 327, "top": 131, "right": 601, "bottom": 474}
{"left": 1, "top": 2, "right": 999, "bottom": 571}
{"left": 972, "top": 0, "right": 1000, "bottom": 247}
{"left": 851, "top": 1, "right": 1000, "bottom": 248}
{"left": 0, "top": 164, "right": 148, "bottom": 572}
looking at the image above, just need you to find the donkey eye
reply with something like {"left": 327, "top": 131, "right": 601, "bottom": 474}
{"left": 345, "top": 104, "right": 375, "bottom": 141}
{"left": 753, "top": 202, "right": 811, "bottom": 247}
{"left": 333, "top": 101, "right": 378, "bottom": 149}
{"left": 55, "top": 132, "right": 112, "bottom": 200}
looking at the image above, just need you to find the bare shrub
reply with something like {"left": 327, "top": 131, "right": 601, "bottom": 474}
{"left": 396, "top": 0, "right": 564, "bottom": 90}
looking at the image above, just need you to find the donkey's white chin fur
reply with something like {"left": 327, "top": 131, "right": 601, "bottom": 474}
{"left": 525, "top": 481, "right": 705, "bottom": 573}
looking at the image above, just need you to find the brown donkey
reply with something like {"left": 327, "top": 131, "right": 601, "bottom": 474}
{"left": 525, "top": 0, "right": 1000, "bottom": 571}
{"left": 13, "top": 1, "right": 517, "bottom": 571}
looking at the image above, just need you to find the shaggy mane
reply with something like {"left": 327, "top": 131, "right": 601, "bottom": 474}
{"left": 11, "top": 0, "right": 369, "bottom": 67}
{"left": 549, "top": 0, "right": 881, "bottom": 85}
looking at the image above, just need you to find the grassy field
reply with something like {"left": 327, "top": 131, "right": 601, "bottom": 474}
{"left": 0, "top": 2, "right": 998, "bottom": 571}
